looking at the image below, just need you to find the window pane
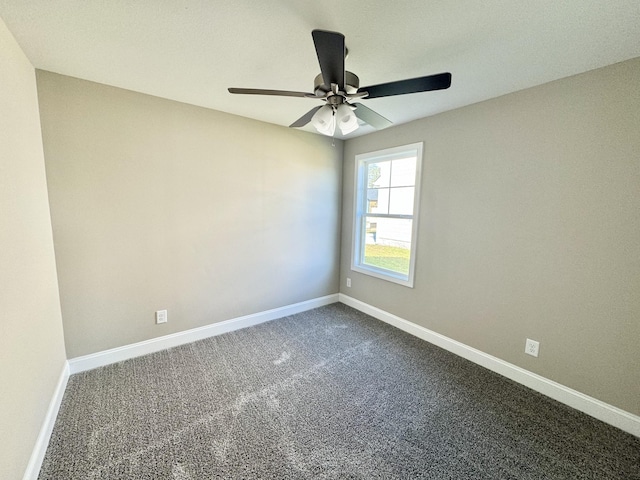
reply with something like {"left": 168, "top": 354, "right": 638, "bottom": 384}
{"left": 367, "top": 187, "right": 389, "bottom": 214}
{"left": 388, "top": 187, "right": 415, "bottom": 215}
{"left": 363, "top": 217, "right": 412, "bottom": 275}
{"left": 390, "top": 157, "right": 416, "bottom": 187}
{"left": 368, "top": 161, "right": 390, "bottom": 188}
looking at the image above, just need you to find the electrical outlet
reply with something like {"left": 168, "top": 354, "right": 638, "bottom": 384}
{"left": 346, "top": 278, "right": 351, "bottom": 288}
{"left": 525, "top": 338, "right": 540, "bottom": 357}
{"left": 156, "top": 310, "right": 167, "bottom": 324}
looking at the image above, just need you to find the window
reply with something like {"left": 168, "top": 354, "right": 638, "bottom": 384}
{"left": 351, "top": 143, "right": 423, "bottom": 287}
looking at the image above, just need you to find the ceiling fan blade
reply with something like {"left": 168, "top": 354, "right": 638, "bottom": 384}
{"left": 228, "top": 88, "right": 314, "bottom": 98}
{"left": 289, "top": 106, "right": 323, "bottom": 128}
{"left": 312, "top": 30, "right": 345, "bottom": 89}
{"left": 358, "top": 72, "right": 452, "bottom": 99}
{"left": 353, "top": 103, "right": 393, "bottom": 130}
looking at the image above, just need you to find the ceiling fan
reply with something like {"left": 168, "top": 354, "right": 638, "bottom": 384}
{"left": 228, "top": 30, "right": 452, "bottom": 137}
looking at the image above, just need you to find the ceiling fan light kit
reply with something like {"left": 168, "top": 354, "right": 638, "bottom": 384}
{"left": 229, "top": 30, "right": 452, "bottom": 137}
{"left": 311, "top": 103, "right": 359, "bottom": 137}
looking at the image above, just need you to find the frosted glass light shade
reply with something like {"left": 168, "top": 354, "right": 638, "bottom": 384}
{"left": 336, "top": 104, "right": 359, "bottom": 135}
{"left": 311, "top": 105, "right": 336, "bottom": 136}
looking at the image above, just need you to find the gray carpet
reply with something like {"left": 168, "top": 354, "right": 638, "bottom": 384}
{"left": 39, "top": 303, "right": 639, "bottom": 479}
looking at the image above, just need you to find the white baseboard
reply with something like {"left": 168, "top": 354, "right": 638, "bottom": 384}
{"left": 23, "top": 361, "right": 70, "bottom": 480}
{"left": 338, "top": 294, "right": 640, "bottom": 438}
{"left": 69, "top": 294, "right": 339, "bottom": 374}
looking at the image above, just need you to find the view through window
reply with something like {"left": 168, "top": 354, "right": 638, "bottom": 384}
{"left": 352, "top": 143, "right": 423, "bottom": 287}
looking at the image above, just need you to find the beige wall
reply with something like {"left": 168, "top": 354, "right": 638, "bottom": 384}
{"left": 36, "top": 71, "right": 343, "bottom": 359}
{"left": 0, "top": 19, "right": 67, "bottom": 480}
{"left": 341, "top": 58, "right": 640, "bottom": 416}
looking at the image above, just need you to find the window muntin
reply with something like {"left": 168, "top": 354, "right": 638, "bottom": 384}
{"left": 352, "top": 143, "right": 423, "bottom": 287}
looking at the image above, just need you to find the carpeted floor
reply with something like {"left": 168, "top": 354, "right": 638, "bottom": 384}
{"left": 39, "top": 303, "right": 639, "bottom": 479}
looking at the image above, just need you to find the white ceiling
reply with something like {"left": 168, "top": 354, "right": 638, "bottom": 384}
{"left": 2, "top": 1, "right": 639, "bottom": 138}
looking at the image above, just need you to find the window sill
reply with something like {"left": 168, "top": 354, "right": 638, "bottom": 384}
{"left": 351, "top": 264, "right": 414, "bottom": 288}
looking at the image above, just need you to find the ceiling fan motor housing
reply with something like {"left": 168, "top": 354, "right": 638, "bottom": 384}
{"left": 314, "top": 71, "right": 360, "bottom": 97}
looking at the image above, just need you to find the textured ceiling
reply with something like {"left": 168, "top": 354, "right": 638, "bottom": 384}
{"left": 1, "top": 1, "right": 640, "bottom": 138}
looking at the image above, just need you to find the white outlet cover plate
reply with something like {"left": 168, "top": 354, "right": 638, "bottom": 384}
{"left": 525, "top": 338, "right": 540, "bottom": 357}
{"left": 156, "top": 310, "right": 168, "bottom": 324}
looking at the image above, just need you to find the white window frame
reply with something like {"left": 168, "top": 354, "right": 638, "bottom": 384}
{"left": 351, "top": 142, "right": 423, "bottom": 288}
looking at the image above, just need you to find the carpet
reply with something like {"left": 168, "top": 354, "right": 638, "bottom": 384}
{"left": 38, "top": 303, "right": 640, "bottom": 479}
